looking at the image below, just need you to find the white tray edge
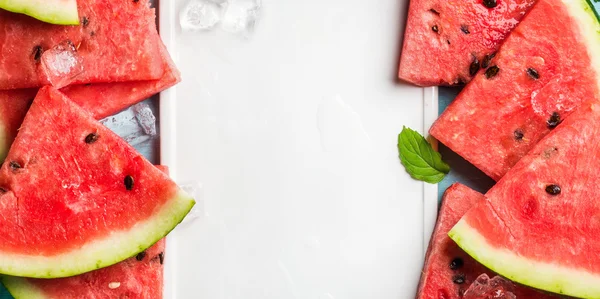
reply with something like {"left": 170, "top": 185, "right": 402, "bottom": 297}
{"left": 422, "top": 86, "right": 439, "bottom": 256}
{"left": 158, "top": 0, "right": 179, "bottom": 298}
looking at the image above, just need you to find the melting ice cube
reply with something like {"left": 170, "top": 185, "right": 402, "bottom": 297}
{"left": 101, "top": 101, "right": 157, "bottom": 160}
{"left": 220, "top": 0, "right": 262, "bottom": 35}
{"left": 178, "top": 181, "right": 205, "bottom": 225}
{"left": 463, "top": 274, "right": 516, "bottom": 299}
{"left": 39, "top": 40, "right": 84, "bottom": 89}
{"left": 180, "top": 0, "right": 224, "bottom": 31}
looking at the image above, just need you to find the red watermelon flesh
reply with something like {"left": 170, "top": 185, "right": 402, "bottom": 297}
{"left": 0, "top": 35, "right": 180, "bottom": 163}
{"left": 417, "top": 183, "right": 559, "bottom": 299}
{"left": 0, "top": 0, "right": 165, "bottom": 90}
{"left": 398, "top": 0, "right": 537, "bottom": 86}
{"left": 62, "top": 35, "right": 181, "bottom": 119}
{"left": 1, "top": 166, "right": 170, "bottom": 299}
{"left": 449, "top": 101, "right": 600, "bottom": 297}
{"left": 429, "top": 0, "right": 600, "bottom": 180}
{"left": 0, "top": 86, "right": 194, "bottom": 278}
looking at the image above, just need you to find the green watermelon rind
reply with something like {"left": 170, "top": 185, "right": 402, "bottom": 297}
{"left": 0, "top": 189, "right": 194, "bottom": 280}
{"left": 449, "top": 219, "right": 600, "bottom": 298}
{"left": 0, "top": 276, "right": 44, "bottom": 299}
{"left": 0, "top": 0, "right": 79, "bottom": 25}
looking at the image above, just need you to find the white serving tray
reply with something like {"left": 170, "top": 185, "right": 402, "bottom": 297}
{"left": 159, "top": 0, "right": 439, "bottom": 297}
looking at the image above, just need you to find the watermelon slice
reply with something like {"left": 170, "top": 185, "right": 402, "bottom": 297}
{"left": 417, "top": 183, "right": 559, "bottom": 298}
{"left": 398, "top": 0, "right": 537, "bottom": 86}
{"left": 449, "top": 101, "right": 600, "bottom": 297}
{"left": 429, "top": 0, "right": 600, "bottom": 180}
{"left": 0, "top": 0, "right": 165, "bottom": 90}
{"left": 0, "top": 86, "right": 194, "bottom": 278}
{"left": 0, "top": 0, "right": 79, "bottom": 25}
{"left": 1, "top": 166, "right": 170, "bottom": 299}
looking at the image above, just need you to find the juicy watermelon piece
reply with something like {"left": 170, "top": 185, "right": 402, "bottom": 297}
{"left": 63, "top": 35, "right": 181, "bottom": 119}
{"left": 430, "top": 0, "right": 600, "bottom": 180}
{"left": 0, "top": 0, "right": 164, "bottom": 90}
{"left": 0, "top": 36, "right": 180, "bottom": 163}
{"left": 449, "top": 101, "right": 600, "bottom": 297}
{"left": 1, "top": 166, "right": 170, "bottom": 299}
{"left": 0, "top": 0, "right": 79, "bottom": 25}
{"left": 0, "top": 90, "right": 36, "bottom": 162}
{"left": 417, "top": 183, "right": 559, "bottom": 298}
{"left": 398, "top": 0, "right": 536, "bottom": 86}
{"left": 0, "top": 86, "right": 194, "bottom": 278}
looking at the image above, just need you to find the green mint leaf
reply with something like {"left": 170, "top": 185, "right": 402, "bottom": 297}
{"left": 397, "top": 126, "right": 450, "bottom": 184}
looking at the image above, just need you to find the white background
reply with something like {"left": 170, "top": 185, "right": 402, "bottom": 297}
{"left": 160, "top": 0, "right": 435, "bottom": 298}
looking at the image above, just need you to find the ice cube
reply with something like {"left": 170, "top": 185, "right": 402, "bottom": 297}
{"left": 39, "top": 40, "right": 84, "bottom": 89}
{"left": 101, "top": 103, "right": 157, "bottom": 160}
{"left": 178, "top": 181, "right": 205, "bottom": 225}
{"left": 463, "top": 274, "right": 516, "bottom": 299}
{"left": 180, "top": 0, "right": 224, "bottom": 31}
{"left": 220, "top": 0, "right": 262, "bottom": 35}
{"left": 133, "top": 102, "right": 157, "bottom": 136}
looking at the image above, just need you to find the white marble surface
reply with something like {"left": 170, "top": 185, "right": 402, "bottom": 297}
{"left": 159, "top": 0, "right": 436, "bottom": 298}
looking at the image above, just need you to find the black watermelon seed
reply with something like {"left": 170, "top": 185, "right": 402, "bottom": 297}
{"left": 481, "top": 53, "right": 496, "bottom": 69}
{"left": 158, "top": 252, "right": 164, "bottom": 264}
{"left": 447, "top": 40, "right": 451, "bottom": 45}
{"left": 85, "top": 133, "right": 99, "bottom": 144}
{"left": 469, "top": 57, "right": 480, "bottom": 76}
{"left": 124, "top": 175, "right": 134, "bottom": 191}
{"left": 461, "top": 25, "right": 470, "bottom": 34}
{"left": 449, "top": 258, "right": 464, "bottom": 270}
{"left": 452, "top": 274, "right": 466, "bottom": 284}
{"left": 133, "top": 0, "right": 140, "bottom": 3}
{"left": 432, "top": 25, "right": 439, "bottom": 33}
{"left": 483, "top": 0, "right": 497, "bottom": 8}
{"left": 90, "top": 31, "right": 96, "bottom": 37}
{"left": 545, "top": 184, "right": 561, "bottom": 195}
{"left": 82, "top": 17, "right": 89, "bottom": 27}
{"left": 485, "top": 65, "right": 500, "bottom": 79}
{"left": 135, "top": 251, "right": 146, "bottom": 261}
{"left": 429, "top": 8, "right": 440, "bottom": 15}
{"left": 527, "top": 67, "right": 540, "bottom": 80}
{"left": 514, "top": 129, "right": 524, "bottom": 140}
{"left": 9, "top": 161, "right": 21, "bottom": 171}
{"left": 32, "top": 46, "right": 43, "bottom": 62}
{"left": 0, "top": 187, "right": 7, "bottom": 193}
{"left": 547, "top": 112, "right": 561, "bottom": 129}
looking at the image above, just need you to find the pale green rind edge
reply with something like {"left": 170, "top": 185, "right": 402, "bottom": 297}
{"left": 449, "top": 219, "right": 600, "bottom": 298}
{"left": 1, "top": 276, "right": 45, "bottom": 299}
{"left": 564, "top": 0, "right": 600, "bottom": 92}
{"left": 0, "top": 0, "right": 79, "bottom": 25}
{"left": 0, "top": 189, "right": 194, "bottom": 279}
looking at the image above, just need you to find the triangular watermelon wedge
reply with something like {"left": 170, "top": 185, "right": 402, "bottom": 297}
{"left": 430, "top": 0, "right": 600, "bottom": 180}
{"left": 0, "top": 35, "right": 181, "bottom": 163}
{"left": 0, "top": 86, "right": 194, "bottom": 278}
{"left": 1, "top": 166, "right": 170, "bottom": 299}
{"left": 417, "top": 183, "right": 560, "bottom": 298}
{"left": 449, "top": 101, "right": 600, "bottom": 297}
{"left": 0, "top": 0, "right": 165, "bottom": 90}
{"left": 398, "top": 0, "right": 537, "bottom": 86}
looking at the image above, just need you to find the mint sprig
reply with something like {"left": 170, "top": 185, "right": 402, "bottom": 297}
{"left": 397, "top": 126, "right": 450, "bottom": 184}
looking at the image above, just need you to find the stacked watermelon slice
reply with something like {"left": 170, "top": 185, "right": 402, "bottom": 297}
{"left": 0, "top": 0, "right": 194, "bottom": 298}
{"left": 401, "top": 0, "right": 600, "bottom": 297}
